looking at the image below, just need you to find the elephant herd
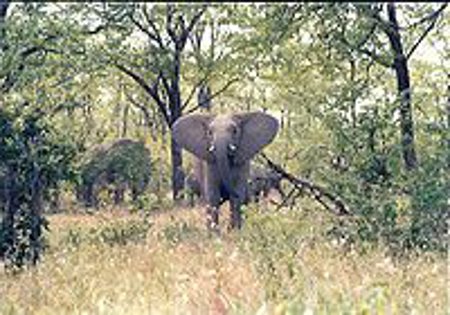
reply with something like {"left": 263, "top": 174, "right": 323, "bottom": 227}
{"left": 78, "top": 111, "right": 281, "bottom": 231}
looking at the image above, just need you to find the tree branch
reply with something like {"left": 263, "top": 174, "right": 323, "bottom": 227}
{"left": 181, "top": 72, "right": 211, "bottom": 111}
{"left": 142, "top": 5, "right": 165, "bottom": 49}
{"left": 403, "top": 3, "right": 448, "bottom": 30}
{"left": 406, "top": 4, "right": 448, "bottom": 60}
{"left": 129, "top": 11, "right": 160, "bottom": 44}
{"left": 125, "top": 92, "right": 153, "bottom": 127}
{"left": 1, "top": 34, "right": 60, "bottom": 92}
{"left": 260, "top": 153, "right": 351, "bottom": 216}
{"left": 180, "top": 5, "right": 207, "bottom": 47}
{"left": 115, "top": 63, "right": 170, "bottom": 124}
{"left": 166, "top": 4, "right": 178, "bottom": 45}
{"left": 338, "top": 32, "right": 393, "bottom": 68}
{"left": 184, "top": 77, "right": 239, "bottom": 115}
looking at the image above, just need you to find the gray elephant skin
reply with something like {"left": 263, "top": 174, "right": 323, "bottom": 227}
{"left": 184, "top": 169, "right": 203, "bottom": 207}
{"left": 172, "top": 111, "right": 279, "bottom": 231}
{"left": 185, "top": 162, "right": 284, "bottom": 206}
{"left": 77, "top": 139, "right": 152, "bottom": 207}
{"left": 248, "top": 164, "right": 285, "bottom": 203}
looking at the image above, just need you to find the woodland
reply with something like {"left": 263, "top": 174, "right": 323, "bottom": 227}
{"left": 0, "top": 3, "right": 448, "bottom": 314}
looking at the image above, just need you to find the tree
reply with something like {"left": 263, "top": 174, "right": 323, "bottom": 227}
{"left": 325, "top": 3, "right": 447, "bottom": 170}
{"left": 0, "top": 2, "right": 78, "bottom": 268}
{"left": 114, "top": 4, "right": 207, "bottom": 200}
{"left": 83, "top": 3, "right": 245, "bottom": 200}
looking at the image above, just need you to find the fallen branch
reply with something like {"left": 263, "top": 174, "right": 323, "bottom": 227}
{"left": 260, "top": 153, "right": 351, "bottom": 216}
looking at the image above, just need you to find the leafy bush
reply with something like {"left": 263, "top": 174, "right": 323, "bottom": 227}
{"left": 158, "top": 220, "right": 203, "bottom": 246}
{"left": 60, "top": 219, "right": 152, "bottom": 248}
{"left": 0, "top": 108, "right": 77, "bottom": 269}
{"left": 323, "top": 119, "right": 448, "bottom": 254}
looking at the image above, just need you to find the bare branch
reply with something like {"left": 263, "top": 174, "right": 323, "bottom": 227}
{"left": 166, "top": 4, "right": 178, "bottom": 44}
{"left": 403, "top": 3, "right": 448, "bottom": 30}
{"left": 158, "top": 69, "right": 172, "bottom": 97}
{"left": 125, "top": 91, "right": 152, "bottom": 126}
{"left": 180, "top": 5, "right": 207, "bottom": 46}
{"left": 129, "top": 11, "right": 160, "bottom": 45}
{"left": 184, "top": 77, "right": 239, "bottom": 115}
{"left": 181, "top": 72, "right": 211, "bottom": 111}
{"left": 338, "top": 32, "right": 393, "bottom": 68}
{"left": 82, "top": 23, "right": 108, "bottom": 35}
{"left": 115, "top": 63, "right": 170, "bottom": 124}
{"left": 260, "top": 153, "right": 351, "bottom": 216}
{"left": 406, "top": 4, "right": 448, "bottom": 60}
{"left": 143, "top": 5, "right": 165, "bottom": 48}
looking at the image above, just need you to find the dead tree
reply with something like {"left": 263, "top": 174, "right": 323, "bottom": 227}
{"left": 260, "top": 153, "right": 351, "bottom": 216}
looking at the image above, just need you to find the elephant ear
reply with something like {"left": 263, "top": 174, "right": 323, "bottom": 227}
{"left": 172, "top": 113, "right": 213, "bottom": 161}
{"left": 234, "top": 111, "right": 279, "bottom": 163}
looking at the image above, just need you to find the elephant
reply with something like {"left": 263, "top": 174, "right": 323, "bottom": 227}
{"left": 183, "top": 157, "right": 206, "bottom": 207}
{"left": 77, "top": 139, "right": 152, "bottom": 208}
{"left": 172, "top": 111, "right": 279, "bottom": 231}
{"left": 184, "top": 171, "right": 202, "bottom": 206}
{"left": 247, "top": 164, "right": 285, "bottom": 203}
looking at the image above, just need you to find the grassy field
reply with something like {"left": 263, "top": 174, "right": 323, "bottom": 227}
{"left": 0, "top": 202, "right": 447, "bottom": 315}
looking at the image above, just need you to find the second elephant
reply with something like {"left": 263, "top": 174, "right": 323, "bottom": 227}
{"left": 77, "top": 139, "right": 152, "bottom": 207}
{"left": 247, "top": 164, "right": 285, "bottom": 203}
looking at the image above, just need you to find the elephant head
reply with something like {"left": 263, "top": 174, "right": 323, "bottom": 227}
{"left": 172, "top": 111, "right": 279, "bottom": 230}
{"left": 173, "top": 111, "right": 278, "bottom": 160}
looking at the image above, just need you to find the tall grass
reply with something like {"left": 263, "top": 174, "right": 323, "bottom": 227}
{"left": 0, "top": 204, "right": 447, "bottom": 314}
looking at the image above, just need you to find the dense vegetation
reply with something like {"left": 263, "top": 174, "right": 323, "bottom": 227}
{"left": 0, "top": 2, "right": 448, "bottom": 313}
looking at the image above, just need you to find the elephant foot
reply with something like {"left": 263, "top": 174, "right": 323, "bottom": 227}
{"left": 229, "top": 213, "right": 242, "bottom": 231}
{"left": 206, "top": 206, "right": 220, "bottom": 234}
{"left": 228, "top": 221, "right": 242, "bottom": 231}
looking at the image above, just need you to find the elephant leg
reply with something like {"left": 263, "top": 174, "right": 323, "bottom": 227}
{"left": 113, "top": 186, "right": 124, "bottom": 205}
{"left": 229, "top": 183, "right": 247, "bottom": 230}
{"left": 131, "top": 187, "right": 140, "bottom": 202}
{"left": 254, "top": 188, "right": 261, "bottom": 203}
{"left": 206, "top": 205, "right": 220, "bottom": 232}
{"left": 263, "top": 182, "right": 270, "bottom": 198}
{"left": 188, "top": 191, "right": 194, "bottom": 207}
{"left": 229, "top": 197, "right": 242, "bottom": 230}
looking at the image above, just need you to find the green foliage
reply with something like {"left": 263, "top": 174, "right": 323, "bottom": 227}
{"left": 77, "top": 139, "right": 152, "bottom": 207}
{"left": 324, "top": 135, "right": 448, "bottom": 254}
{"left": 158, "top": 220, "right": 203, "bottom": 247}
{"left": 132, "top": 192, "right": 174, "bottom": 215}
{"left": 0, "top": 2, "right": 447, "bottom": 274}
{"left": 60, "top": 218, "right": 152, "bottom": 248}
{"left": 0, "top": 108, "right": 77, "bottom": 269}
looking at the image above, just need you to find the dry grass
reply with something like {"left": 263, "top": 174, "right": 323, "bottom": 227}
{"left": 0, "top": 204, "right": 447, "bottom": 315}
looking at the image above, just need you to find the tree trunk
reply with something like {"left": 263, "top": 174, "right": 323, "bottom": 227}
{"left": 386, "top": 3, "right": 418, "bottom": 170}
{"left": 29, "top": 164, "right": 43, "bottom": 265}
{"left": 171, "top": 135, "right": 184, "bottom": 200}
{"left": 122, "top": 103, "right": 129, "bottom": 138}
{"left": 0, "top": 0, "right": 8, "bottom": 52}
{"left": 447, "top": 74, "right": 450, "bottom": 168}
{"left": 169, "top": 51, "right": 184, "bottom": 200}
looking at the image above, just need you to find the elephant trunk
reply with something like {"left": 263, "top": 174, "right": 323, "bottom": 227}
{"left": 215, "top": 144, "right": 238, "bottom": 198}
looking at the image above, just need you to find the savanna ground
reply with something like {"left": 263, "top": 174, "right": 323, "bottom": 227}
{"left": 0, "top": 198, "right": 447, "bottom": 315}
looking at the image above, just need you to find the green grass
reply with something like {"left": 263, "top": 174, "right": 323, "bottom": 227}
{"left": 0, "top": 203, "right": 447, "bottom": 314}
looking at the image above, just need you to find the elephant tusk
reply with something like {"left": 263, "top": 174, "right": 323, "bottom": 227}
{"left": 208, "top": 145, "right": 215, "bottom": 152}
{"left": 228, "top": 144, "right": 237, "bottom": 152}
